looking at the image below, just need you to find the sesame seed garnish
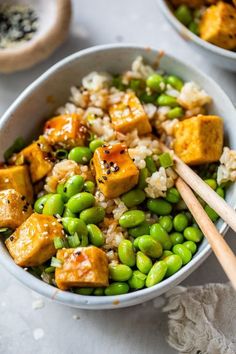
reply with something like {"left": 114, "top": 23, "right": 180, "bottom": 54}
{"left": 104, "top": 150, "right": 110, "bottom": 154}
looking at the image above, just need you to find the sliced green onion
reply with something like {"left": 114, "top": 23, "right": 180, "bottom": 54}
{"left": 4, "top": 137, "right": 26, "bottom": 161}
{"left": 55, "top": 149, "right": 68, "bottom": 160}
{"left": 50, "top": 257, "right": 63, "bottom": 268}
{"left": 159, "top": 152, "right": 173, "bottom": 168}
{"left": 0, "top": 228, "right": 13, "bottom": 237}
{"left": 145, "top": 156, "right": 157, "bottom": 174}
{"left": 81, "top": 234, "right": 88, "bottom": 247}
{"left": 53, "top": 237, "right": 65, "bottom": 249}
{"left": 44, "top": 266, "right": 55, "bottom": 274}
{"left": 67, "top": 233, "right": 80, "bottom": 248}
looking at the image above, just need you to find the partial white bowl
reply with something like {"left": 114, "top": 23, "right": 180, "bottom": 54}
{"left": 158, "top": 0, "right": 236, "bottom": 71}
{"left": 0, "top": 44, "right": 235, "bottom": 309}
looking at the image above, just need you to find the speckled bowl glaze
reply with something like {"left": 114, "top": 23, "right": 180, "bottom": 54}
{"left": 0, "top": 44, "right": 235, "bottom": 309}
{"left": 158, "top": 0, "right": 236, "bottom": 71}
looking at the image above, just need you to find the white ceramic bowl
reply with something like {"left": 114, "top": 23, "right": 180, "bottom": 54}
{"left": 0, "top": 44, "right": 235, "bottom": 309}
{"left": 158, "top": 0, "right": 236, "bottom": 71}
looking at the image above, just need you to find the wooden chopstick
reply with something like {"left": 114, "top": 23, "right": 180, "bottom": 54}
{"left": 176, "top": 177, "right": 236, "bottom": 290}
{"left": 160, "top": 142, "right": 236, "bottom": 233}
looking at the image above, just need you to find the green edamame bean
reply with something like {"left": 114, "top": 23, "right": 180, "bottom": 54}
{"left": 160, "top": 250, "right": 173, "bottom": 260}
{"left": 170, "top": 232, "right": 184, "bottom": 245}
{"left": 133, "top": 236, "right": 142, "bottom": 249}
{"left": 172, "top": 244, "right": 192, "bottom": 265}
{"left": 140, "top": 92, "right": 158, "bottom": 104}
{"left": 157, "top": 94, "right": 178, "bottom": 108}
{"left": 129, "top": 221, "right": 150, "bottom": 238}
{"left": 68, "top": 147, "right": 92, "bottom": 164}
{"left": 67, "top": 192, "right": 95, "bottom": 213}
{"left": 167, "top": 107, "right": 184, "bottom": 120}
{"left": 184, "top": 226, "right": 203, "bottom": 242}
{"left": 139, "top": 235, "right": 163, "bottom": 258}
{"left": 165, "top": 188, "right": 181, "bottom": 203}
{"left": 119, "top": 210, "right": 145, "bottom": 228}
{"left": 138, "top": 168, "right": 149, "bottom": 189}
{"left": 204, "top": 179, "right": 217, "bottom": 190}
{"left": 56, "top": 183, "right": 67, "bottom": 201}
{"left": 173, "top": 213, "right": 189, "bottom": 232}
{"left": 62, "top": 217, "right": 88, "bottom": 236}
{"left": 146, "top": 261, "right": 167, "bottom": 287}
{"left": 128, "top": 270, "right": 146, "bottom": 290}
{"left": 105, "top": 282, "right": 129, "bottom": 296}
{"left": 164, "top": 254, "right": 183, "bottom": 277}
{"left": 42, "top": 194, "right": 64, "bottom": 216}
{"left": 216, "top": 187, "right": 225, "bottom": 198}
{"left": 150, "top": 223, "right": 172, "bottom": 250}
{"left": 145, "top": 156, "right": 157, "bottom": 174}
{"left": 109, "top": 264, "right": 132, "bottom": 281}
{"left": 87, "top": 224, "right": 104, "bottom": 246}
{"left": 63, "top": 207, "right": 77, "bottom": 218}
{"left": 80, "top": 206, "right": 105, "bottom": 224}
{"left": 75, "top": 288, "right": 94, "bottom": 295}
{"left": 183, "top": 241, "right": 197, "bottom": 254}
{"left": 63, "top": 175, "right": 84, "bottom": 200}
{"left": 146, "top": 74, "right": 165, "bottom": 92}
{"left": 205, "top": 205, "right": 218, "bottom": 222}
{"left": 83, "top": 181, "right": 95, "bottom": 194}
{"left": 175, "top": 5, "right": 192, "bottom": 26}
{"left": 147, "top": 198, "right": 172, "bottom": 215}
{"left": 166, "top": 75, "right": 184, "bottom": 91}
{"left": 93, "top": 288, "right": 104, "bottom": 296}
{"left": 89, "top": 139, "right": 104, "bottom": 152}
{"left": 34, "top": 194, "right": 53, "bottom": 214}
{"left": 136, "top": 251, "right": 152, "bottom": 274}
{"left": 121, "top": 189, "right": 145, "bottom": 208}
{"left": 118, "top": 240, "right": 135, "bottom": 267}
{"left": 159, "top": 216, "right": 173, "bottom": 233}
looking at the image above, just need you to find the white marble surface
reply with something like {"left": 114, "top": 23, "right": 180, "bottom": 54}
{"left": 0, "top": 1, "right": 236, "bottom": 353}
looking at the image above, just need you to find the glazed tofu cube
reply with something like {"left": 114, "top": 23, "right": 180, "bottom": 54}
{"left": 0, "top": 165, "right": 33, "bottom": 202}
{"left": 200, "top": 2, "right": 236, "bottom": 50}
{"left": 55, "top": 246, "right": 109, "bottom": 290}
{"left": 20, "top": 142, "right": 52, "bottom": 182}
{"left": 93, "top": 143, "right": 139, "bottom": 198}
{"left": 174, "top": 115, "right": 223, "bottom": 165}
{"left": 0, "top": 189, "right": 32, "bottom": 229}
{"left": 109, "top": 92, "right": 152, "bottom": 135}
{"left": 44, "top": 114, "right": 88, "bottom": 147}
{"left": 5, "top": 213, "right": 64, "bottom": 267}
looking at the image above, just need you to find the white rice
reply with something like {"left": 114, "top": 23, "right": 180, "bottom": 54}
{"left": 217, "top": 147, "right": 236, "bottom": 185}
{"left": 82, "top": 71, "right": 112, "bottom": 91}
{"left": 145, "top": 167, "right": 176, "bottom": 198}
{"left": 112, "top": 198, "right": 128, "bottom": 220}
{"left": 177, "top": 82, "right": 211, "bottom": 109}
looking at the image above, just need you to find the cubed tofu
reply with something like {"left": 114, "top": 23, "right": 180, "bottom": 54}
{"left": 109, "top": 92, "right": 152, "bottom": 135}
{"left": 93, "top": 143, "right": 139, "bottom": 198}
{"left": 44, "top": 114, "right": 88, "bottom": 147}
{"left": 5, "top": 213, "right": 64, "bottom": 267}
{"left": 173, "top": 115, "right": 223, "bottom": 165}
{"left": 200, "top": 2, "right": 236, "bottom": 50}
{"left": 20, "top": 142, "right": 52, "bottom": 182}
{"left": 55, "top": 246, "right": 109, "bottom": 290}
{"left": 0, "top": 189, "right": 32, "bottom": 229}
{"left": 0, "top": 165, "right": 33, "bottom": 202}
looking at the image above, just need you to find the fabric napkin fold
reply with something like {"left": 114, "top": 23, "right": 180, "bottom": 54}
{"left": 163, "top": 283, "right": 236, "bottom": 354}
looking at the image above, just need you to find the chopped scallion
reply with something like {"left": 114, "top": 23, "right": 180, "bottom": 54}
{"left": 50, "top": 257, "right": 62, "bottom": 268}
{"left": 55, "top": 149, "right": 68, "bottom": 160}
{"left": 159, "top": 152, "right": 173, "bottom": 168}
{"left": 44, "top": 266, "right": 55, "bottom": 274}
{"left": 67, "top": 232, "right": 80, "bottom": 248}
{"left": 4, "top": 137, "right": 26, "bottom": 161}
{"left": 53, "top": 237, "right": 65, "bottom": 249}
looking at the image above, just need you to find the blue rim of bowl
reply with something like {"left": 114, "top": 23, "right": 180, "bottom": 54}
{"left": 158, "top": 0, "right": 236, "bottom": 60}
{"left": 0, "top": 43, "right": 234, "bottom": 308}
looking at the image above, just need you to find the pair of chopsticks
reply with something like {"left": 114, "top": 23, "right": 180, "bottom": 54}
{"left": 160, "top": 143, "right": 236, "bottom": 289}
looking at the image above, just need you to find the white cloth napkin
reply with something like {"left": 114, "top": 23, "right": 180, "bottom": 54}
{"left": 163, "top": 283, "right": 236, "bottom": 354}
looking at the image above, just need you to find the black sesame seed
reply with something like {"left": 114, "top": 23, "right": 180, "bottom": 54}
{"left": 21, "top": 196, "right": 26, "bottom": 201}
{"left": 10, "top": 236, "right": 14, "bottom": 241}
{"left": 75, "top": 251, "right": 81, "bottom": 256}
{"left": 109, "top": 161, "right": 114, "bottom": 166}
{"left": 7, "top": 199, "right": 10, "bottom": 204}
{"left": 104, "top": 150, "right": 110, "bottom": 154}
{"left": 114, "top": 166, "right": 120, "bottom": 172}
{"left": 103, "top": 176, "right": 108, "bottom": 180}
{"left": 106, "top": 169, "right": 111, "bottom": 175}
